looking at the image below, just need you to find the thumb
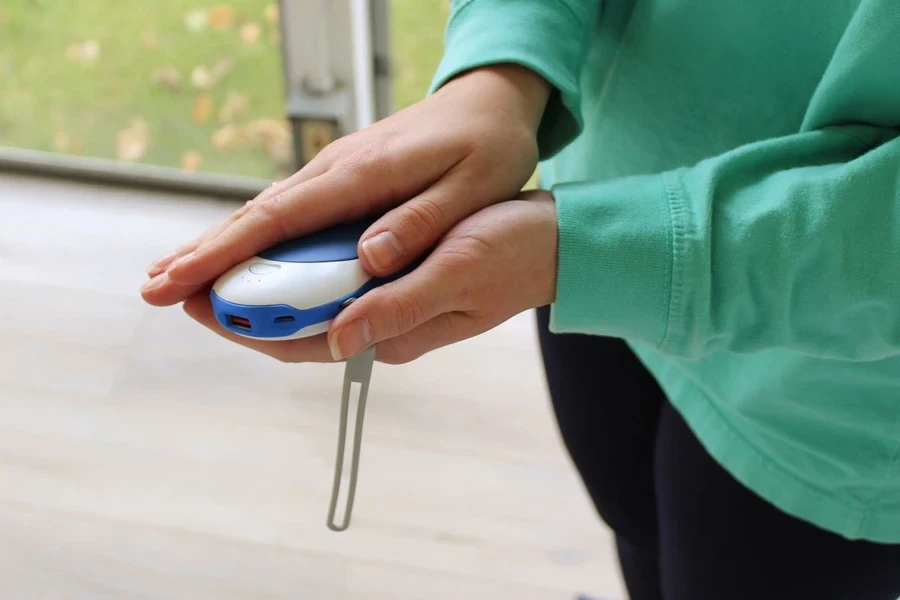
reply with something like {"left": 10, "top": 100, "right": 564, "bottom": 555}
{"left": 357, "top": 169, "right": 492, "bottom": 277}
{"left": 327, "top": 260, "right": 454, "bottom": 361}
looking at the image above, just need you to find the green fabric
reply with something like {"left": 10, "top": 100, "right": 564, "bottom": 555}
{"left": 431, "top": 0, "right": 900, "bottom": 542}
{"left": 430, "top": 0, "right": 601, "bottom": 159}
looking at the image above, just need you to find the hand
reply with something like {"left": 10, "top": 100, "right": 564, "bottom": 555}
{"left": 181, "top": 190, "right": 558, "bottom": 364}
{"left": 141, "top": 64, "right": 550, "bottom": 307}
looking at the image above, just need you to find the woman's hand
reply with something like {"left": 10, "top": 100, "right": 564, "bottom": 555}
{"left": 181, "top": 190, "right": 558, "bottom": 364}
{"left": 141, "top": 64, "right": 550, "bottom": 307}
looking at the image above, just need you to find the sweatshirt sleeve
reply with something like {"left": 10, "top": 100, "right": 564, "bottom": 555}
{"left": 550, "top": 8, "right": 900, "bottom": 361}
{"left": 429, "top": 0, "right": 602, "bottom": 159}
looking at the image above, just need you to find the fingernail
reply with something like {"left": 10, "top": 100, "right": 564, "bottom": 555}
{"left": 140, "top": 273, "right": 167, "bottom": 294}
{"left": 361, "top": 232, "right": 403, "bottom": 271}
{"left": 329, "top": 319, "right": 372, "bottom": 361}
{"left": 167, "top": 251, "right": 195, "bottom": 273}
{"left": 147, "top": 251, "right": 178, "bottom": 277}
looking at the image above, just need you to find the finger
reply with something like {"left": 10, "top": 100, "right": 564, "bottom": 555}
{"left": 166, "top": 173, "right": 359, "bottom": 286}
{"left": 148, "top": 249, "right": 186, "bottom": 278}
{"left": 147, "top": 203, "right": 253, "bottom": 278}
{"left": 182, "top": 293, "right": 334, "bottom": 363}
{"left": 357, "top": 159, "right": 507, "bottom": 277}
{"left": 240, "top": 153, "right": 334, "bottom": 208}
{"left": 147, "top": 159, "right": 331, "bottom": 279}
{"left": 167, "top": 138, "right": 459, "bottom": 287}
{"left": 355, "top": 175, "right": 463, "bottom": 277}
{"left": 326, "top": 258, "right": 456, "bottom": 360}
{"left": 375, "top": 312, "right": 481, "bottom": 364}
{"left": 147, "top": 227, "right": 231, "bottom": 278}
{"left": 140, "top": 272, "right": 207, "bottom": 307}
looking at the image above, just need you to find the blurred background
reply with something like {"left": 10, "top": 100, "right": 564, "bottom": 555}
{"left": 0, "top": 1, "right": 623, "bottom": 598}
{"left": 0, "top": 0, "right": 447, "bottom": 176}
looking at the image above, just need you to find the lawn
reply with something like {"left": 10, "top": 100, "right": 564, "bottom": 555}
{"left": 0, "top": 0, "right": 448, "bottom": 180}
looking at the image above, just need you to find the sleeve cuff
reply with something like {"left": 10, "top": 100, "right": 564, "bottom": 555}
{"left": 549, "top": 173, "right": 677, "bottom": 348}
{"left": 429, "top": 0, "right": 593, "bottom": 159}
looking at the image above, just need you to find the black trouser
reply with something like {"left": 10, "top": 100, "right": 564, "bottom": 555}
{"left": 536, "top": 306, "right": 900, "bottom": 600}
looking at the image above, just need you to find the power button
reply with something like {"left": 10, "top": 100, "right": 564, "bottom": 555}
{"left": 248, "top": 262, "right": 281, "bottom": 275}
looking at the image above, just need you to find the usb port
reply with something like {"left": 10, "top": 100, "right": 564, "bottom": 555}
{"left": 274, "top": 316, "right": 295, "bottom": 323}
{"left": 228, "top": 315, "right": 252, "bottom": 330}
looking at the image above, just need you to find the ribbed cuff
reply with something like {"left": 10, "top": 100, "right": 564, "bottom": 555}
{"left": 429, "top": 0, "right": 591, "bottom": 159}
{"left": 549, "top": 174, "right": 675, "bottom": 347}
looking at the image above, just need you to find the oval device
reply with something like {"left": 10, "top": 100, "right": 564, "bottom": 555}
{"left": 211, "top": 218, "right": 396, "bottom": 340}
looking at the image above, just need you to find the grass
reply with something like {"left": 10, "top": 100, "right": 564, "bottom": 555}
{"left": 0, "top": 0, "right": 448, "bottom": 180}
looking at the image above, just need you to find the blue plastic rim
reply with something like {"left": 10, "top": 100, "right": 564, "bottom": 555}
{"left": 210, "top": 219, "right": 422, "bottom": 339}
{"left": 211, "top": 279, "right": 378, "bottom": 339}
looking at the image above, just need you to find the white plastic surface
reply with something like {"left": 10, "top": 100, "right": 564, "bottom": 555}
{"left": 212, "top": 256, "right": 370, "bottom": 340}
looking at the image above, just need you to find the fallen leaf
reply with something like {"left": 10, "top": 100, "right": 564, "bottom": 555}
{"left": 245, "top": 119, "right": 292, "bottom": 167}
{"left": 212, "top": 124, "right": 239, "bottom": 149}
{"left": 218, "top": 91, "right": 249, "bottom": 122}
{"left": 150, "top": 65, "right": 182, "bottom": 90}
{"left": 208, "top": 4, "right": 236, "bottom": 29}
{"left": 116, "top": 118, "right": 150, "bottom": 162}
{"left": 181, "top": 150, "right": 203, "bottom": 172}
{"left": 190, "top": 58, "right": 233, "bottom": 90}
{"left": 192, "top": 94, "right": 214, "bottom": 123}
{"left": 82, "top": 40, "right": 100, "bottom": 62}
{"left": 239, "top": 22, "right": 261, "bottom": 45}
{"left": 184, "top": 9, "right": 208, "bottom": 33}
{"left": 141, "top": 28, "right": 158, "bottom": 49}
{"left": 266, "top": 135, "right": 293, "bottom": 167}
{"left": 53, "top": 131, "right": 71, "bottom": 153}
{"left": 66, "top": 40, "right": 100, "bottom": 65}
{"left": 263, "top": 4, "right": 279, "bottom": 24}
{"left": 245, "top": 119, "right": 289, "bottom": 141}
{"left": 210, "top": 58, "right": 234, "bottom": 81}
{"left": 190, "top": 65, "right": 213, "bottom": 89}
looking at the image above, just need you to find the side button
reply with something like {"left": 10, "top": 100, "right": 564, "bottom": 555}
{"left": 249, "top": 262, "right": 281, "bottom": 275}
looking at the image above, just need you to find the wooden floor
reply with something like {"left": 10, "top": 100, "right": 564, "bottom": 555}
{"left": 0, "top": 172, "right": 625, "bottom": 600}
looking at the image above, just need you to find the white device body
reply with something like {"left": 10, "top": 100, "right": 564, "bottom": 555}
{"left": 212, "top": 256, "right": 370, "bottom": 340}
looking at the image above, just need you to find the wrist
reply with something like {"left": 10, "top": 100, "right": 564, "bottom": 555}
{"left": 519, "top": 190, "right": 558, "bottom": 307}
{"left": 441, "top": 64, "right": 551, "bottom": 132}
{"left": 539, "top": 194, "right": 558, "bottom": 306}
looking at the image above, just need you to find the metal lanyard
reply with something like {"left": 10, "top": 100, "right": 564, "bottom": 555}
{"left": 326, "top": 345, "right": 376, "bottom": 531}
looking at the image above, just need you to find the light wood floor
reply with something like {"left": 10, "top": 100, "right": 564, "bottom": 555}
{"left": 0, "top": 172, "right": 625, "bottom": 599}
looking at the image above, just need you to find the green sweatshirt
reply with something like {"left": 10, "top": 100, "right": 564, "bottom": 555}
{"left": 431, "top": 0, "right": 900, "bottom": 542}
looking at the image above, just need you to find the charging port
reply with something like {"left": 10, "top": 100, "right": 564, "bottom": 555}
{"left": 274, "top": 316, "right": 295, "bottom": 324}
{"left": 228, "top": 315, "right": 252, "bottom": 330}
